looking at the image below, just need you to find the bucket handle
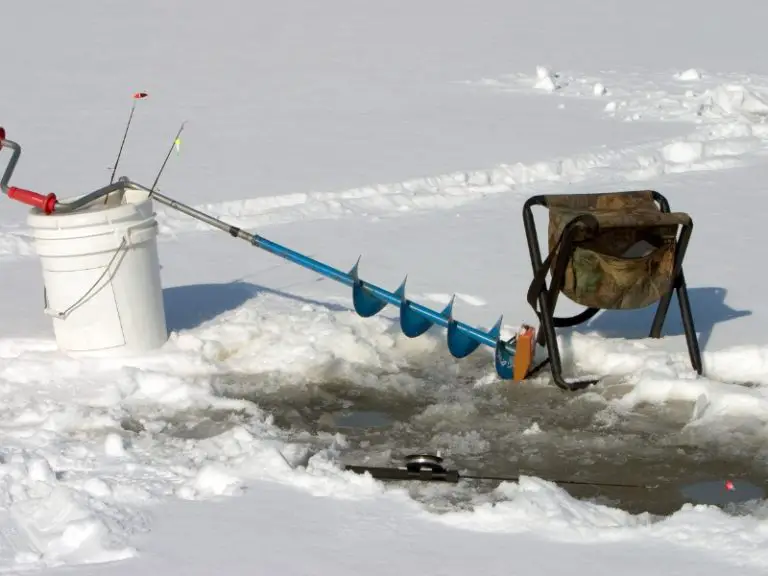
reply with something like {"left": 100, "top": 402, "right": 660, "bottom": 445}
{"left": 42, "top": 222, "right": 153, "bottom": 320}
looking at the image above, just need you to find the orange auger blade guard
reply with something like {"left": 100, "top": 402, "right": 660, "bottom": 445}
{"left": 513, "top": 324, "right": 536, "bottom": 381}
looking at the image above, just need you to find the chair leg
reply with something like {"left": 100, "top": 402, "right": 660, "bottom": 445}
{"left": 651, "top": 231, "right": 693, "bottom": 338}
{"left": 521, "top": 198, "right": 600, "bottom": 391}
{"left": 649, "top": 221, "right": 702, "bottom": 374}
{"left": 651, "top": 221, "right": 692, "bottom": 340}
{"left": 530, "top": 237, "right": 598, "bottom": 391}
{"left": 533, "top": 290, "right": 597, "bottom": 391}
{"left": 534, "top": 289, "right": 566, "bottom": 388}
{"left": 650, "top": 289, "right": 674, "bottom": 338}
{"left": 675, "top": 271, "right": 703, "bottom": 374}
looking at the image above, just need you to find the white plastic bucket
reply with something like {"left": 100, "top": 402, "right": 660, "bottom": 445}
{"left": 27, "top": 185, "right": 168, "bottom": 357}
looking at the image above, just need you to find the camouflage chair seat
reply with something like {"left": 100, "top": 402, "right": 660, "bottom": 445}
{"left": 522, "top": 190, "right": 702, "bottom": 391}
{"left": 545, "top": 193, "right": 691, "bottom": 310}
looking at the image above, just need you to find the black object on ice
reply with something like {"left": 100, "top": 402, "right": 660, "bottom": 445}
{"left": 344, "top": 453, "right": 766, "bottom": 509}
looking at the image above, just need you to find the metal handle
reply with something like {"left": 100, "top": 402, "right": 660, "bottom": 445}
{"left": 0, "top": 127, "right": 22, "bottom": 195}
{"left": 0, "top": 128, "right": 130, "bottom": 215}
{"left": 0, "top": 128, "right": 58, "bottom": 214}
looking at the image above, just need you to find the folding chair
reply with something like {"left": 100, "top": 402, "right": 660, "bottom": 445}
{"left": 522, "top": 190, "right": 703, "bottom": 391}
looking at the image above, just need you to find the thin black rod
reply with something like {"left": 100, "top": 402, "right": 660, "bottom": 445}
{"left": 461, "top": 473, "right": 657, "bottom": 490}
{"left": 110, "top": 100, "right": 138, "bottom": 185}
{"left": 150, "top": 121, "right": 186, "bottom": 191}
{"left": 344, "top": 463, "right": 657, "bottom": 490}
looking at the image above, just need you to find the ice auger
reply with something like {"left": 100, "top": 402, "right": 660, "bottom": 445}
{"left": 0, "top": 125, "right": 703, "bottom": 390}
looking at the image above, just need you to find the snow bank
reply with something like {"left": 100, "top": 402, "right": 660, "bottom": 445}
{"left": 534, "top": 65, "right": 561, "bottom": 92}
{"left": 10, "top": 484, "right": 136, "bottom": 567}
{"left": 661, "top": 141, "right": 705, "bottom": 164}
{"left": 430, "top": 477, "right": 768, "bottom": 567}
{"left": 677, "top": 68, "right": 703, "bottom": 81}
{"left": 434, "top": 476, "right": 647, "bottom": 537}
{"left": 702, "top": 84, "right": 768, "bottom": 119}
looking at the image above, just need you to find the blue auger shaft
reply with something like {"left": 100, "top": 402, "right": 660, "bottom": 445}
{"left": 255, "top": 235, "right": 499, "bottom": 348}
{"left": 132, "top": 182, "right": 516, "bottom": 379}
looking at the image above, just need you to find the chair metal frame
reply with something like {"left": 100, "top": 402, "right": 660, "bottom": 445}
{"left": 522, "top": 190, "right": 703, "bottom": 391}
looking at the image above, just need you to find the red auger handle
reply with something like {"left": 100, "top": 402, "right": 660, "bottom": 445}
{"left": 0, "top": 127, "right": 58, "bottom": 214}
{"left": 7, "top": 187, "right": 57, "bottom": 214}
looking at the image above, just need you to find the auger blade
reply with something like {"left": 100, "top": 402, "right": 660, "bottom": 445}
{"left": 495, "top": 342, "right": 514, "bottom": 379}
{"left": 352, "top": 280, "right": 388, "bottom": 318}
{"left": 441, "top": 295, "right": 455, "bottom": 320}
{"left": 353, "top": 285, "right": 387, "bottom": 317}
{"left": 395, "top": 279, "right": 434, "bottom": 338}
{"left": 488, "top": 316, "right": 503, "bottom": 339}
{"left": 350, "top": 258, "right": 388, "bottom": 318}
{"left": 487, "top": 316, "right": 514, "bottom": 379}
{"left": 447, "top": 321, "right": 483, "bottom": 358}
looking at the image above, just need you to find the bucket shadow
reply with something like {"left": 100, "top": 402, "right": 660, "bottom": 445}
{"left": 163, "top": 280, "right": 350, "bottom": 332}
{"left": 576, "top": 287, "right": 751, "bottom": 351}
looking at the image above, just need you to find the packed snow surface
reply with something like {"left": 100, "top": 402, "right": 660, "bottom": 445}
{"left": 3, "top": 0, "right": 768, "bottom": 574}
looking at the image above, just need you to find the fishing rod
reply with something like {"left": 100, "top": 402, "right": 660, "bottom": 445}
{"left": 344, "top": 453, "right": 766, "bottom": 508}
{"left": 107, "top": 91, "right": 184, "bottom": 194}
{"left": 109, "top": 92, "right": 148, "bottom": 185}
{"left": 150, "top": 121, "right": 186, "bottom": 192}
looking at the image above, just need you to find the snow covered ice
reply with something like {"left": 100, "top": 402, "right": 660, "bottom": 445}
{"left": 4, "top": 0, "right": 768, "bottom": 574}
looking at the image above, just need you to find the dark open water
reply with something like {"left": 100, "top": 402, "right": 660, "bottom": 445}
{"left": 182, "top": 357, "right": 768, "bottom": 517}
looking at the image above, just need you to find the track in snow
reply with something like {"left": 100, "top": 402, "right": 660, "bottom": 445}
{"left": 1, "top": 69, "right": 768, "bottom": 260}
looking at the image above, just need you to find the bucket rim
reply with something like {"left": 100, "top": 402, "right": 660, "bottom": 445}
{"left": 27, "top": 194, "right": 155, "bottom": 230}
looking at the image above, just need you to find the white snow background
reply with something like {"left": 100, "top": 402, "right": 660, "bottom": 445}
{"left": 3, "top": 0, "right": 768, "bottom": 574}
